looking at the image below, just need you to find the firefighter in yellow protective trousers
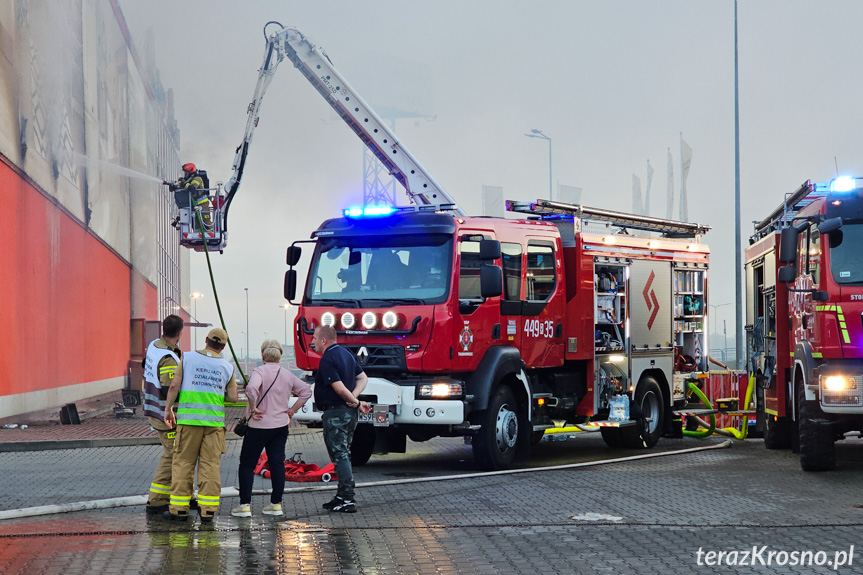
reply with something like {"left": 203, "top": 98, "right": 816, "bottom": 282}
{"left": 142, "top": 314, "right": 184, "bottom": 514}
{"left": 163, "top": 328, "right": 237, "bottom": 522}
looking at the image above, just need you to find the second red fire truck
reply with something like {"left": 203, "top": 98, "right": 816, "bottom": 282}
{"left": 748, "top": 177, "right": 863, "bottom": 471}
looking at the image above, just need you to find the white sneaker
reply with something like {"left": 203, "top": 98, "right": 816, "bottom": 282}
{"left": 231, "top": 504, "right": 251, "bottom": 518}
{"left": 262, "top": 503, "right": 283, "bottom": 516}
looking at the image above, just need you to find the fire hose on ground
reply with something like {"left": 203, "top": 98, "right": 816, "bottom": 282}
{"left": 683, "top": 375, "right": 755, "bottom": 440}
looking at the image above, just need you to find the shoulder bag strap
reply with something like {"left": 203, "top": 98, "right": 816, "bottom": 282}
{"left": 253, "top": 368, "right": 281, "bottom": 409}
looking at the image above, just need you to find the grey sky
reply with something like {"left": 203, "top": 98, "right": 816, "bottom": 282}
{"left": 120, "top": 0, "right": 863, "bottom": 355}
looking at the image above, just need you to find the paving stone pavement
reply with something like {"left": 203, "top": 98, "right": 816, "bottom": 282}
{"left": 3, "top": 434, "right": 863, "bottom": 574}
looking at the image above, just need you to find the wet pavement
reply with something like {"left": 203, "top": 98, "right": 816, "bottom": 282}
{"left": 3, "top": 396, "right": 863, "bottom": 573}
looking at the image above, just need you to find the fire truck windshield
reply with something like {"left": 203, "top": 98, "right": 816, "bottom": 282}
{"left": 306, "top": 235, "right": 453, "bottom": 305}
{"left": 830, "top": 222, "right": 863, "bottom": 285}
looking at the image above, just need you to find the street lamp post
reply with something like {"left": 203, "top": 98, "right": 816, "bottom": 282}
{"left": 710, "top": 303, "right": 731, "bottom": 361}
{"left": 191, "top": 292, "right": 203, "bottom": 347}
{"left": 245, "top": 288, "right": 250, "bottom": 374}
{"left": 525, "top": 128, "right": 552, "bottom": 200}
{"left": 709, "top": 303, "right": 731, "bottom": 331}
{"left": 280, "top": 303, "right": 292, "bottom": 348}
{"left": 240, "top": 331, "right": 246, "bottom": 375}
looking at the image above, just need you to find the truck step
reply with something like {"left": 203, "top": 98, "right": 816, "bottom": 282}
{"left": 581, "top": 420, "right": 638, "bottom": 429}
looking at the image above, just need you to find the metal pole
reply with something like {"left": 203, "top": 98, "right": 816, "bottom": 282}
{"left": 734, "top": 0, "right": 744, "bottom": 369}
{"left": 245, "top": 288, "right": 250, "bottom": 372}
{"left": 548, "top": 137, "right": 553, "bottom": 201}
{"left": 284, "top": 306, "right": 288, "bottom": 347}
{"left": 193, "top": 297, "right": 197, "bottom": 348}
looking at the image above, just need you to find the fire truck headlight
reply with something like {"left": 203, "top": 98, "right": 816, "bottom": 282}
{"left": 321, "top": 312, "right": 336, "bottom": 327}
{"left": 382, "top": 311, "right": 398, "bottom": 329}
{"left": 417, "top": 382, "right": 464, "bottom": 398}
{"left": 361, "top": 312, "right": 377, "bottom": 330}
{"left": 341, "top": 312, "right": 356, "bottom": 329}
{"left": 824, "top": 376, "right": 848, "bottom": 391}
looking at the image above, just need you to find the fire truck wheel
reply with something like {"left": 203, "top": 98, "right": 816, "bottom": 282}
{"left": 473, "top": 386, "right": 521, "bottom": 471}
{"left": 625, "top": 379, "right": 663, "bottom": 449}
{"left": 797, "top": 383, "right": 835, "bottom": 471}
{"left": 531, "top": 430, "right": 546, "bottom": 445}
{"left": 600, "top": 427, "right": 625, "bottom": 448}
{"left": 350, "top": 423, "right": 376, "bottom": 467}
{"left": 763, "top": 413, "right": 793, "bottom": 450}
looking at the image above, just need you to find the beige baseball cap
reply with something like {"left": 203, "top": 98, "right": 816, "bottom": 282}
{"left": 207, "top": 328, "right": 229, "bottom": 345}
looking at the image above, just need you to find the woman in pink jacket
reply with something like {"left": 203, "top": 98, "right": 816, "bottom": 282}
{"left": 232, "top": 339, "right": 311, "bottom": 517}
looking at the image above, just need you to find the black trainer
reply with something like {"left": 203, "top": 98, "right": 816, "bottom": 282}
{"left": 162, "top": 510, "right": 188, "bottom": 522}
{"left": 199, "top": 514, "right": 214, "bottom": 523}
{"left": 331, "top": 499, "right": 357, "bottom": 513}
{"left": 322, "top": 496, "right": 345, "bottom": 510}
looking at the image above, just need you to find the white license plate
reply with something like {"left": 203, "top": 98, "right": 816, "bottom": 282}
{"left": 359, "top": 406, "right": 392, "bottom": 427}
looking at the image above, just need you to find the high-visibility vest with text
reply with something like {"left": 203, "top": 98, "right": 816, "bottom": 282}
{"left": 176, "top": 351, "right": 233, "bottom": 427}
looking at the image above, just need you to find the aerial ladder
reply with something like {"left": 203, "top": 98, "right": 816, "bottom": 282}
{"left": 179, "top": 22, "right": 464, "bottom": 252}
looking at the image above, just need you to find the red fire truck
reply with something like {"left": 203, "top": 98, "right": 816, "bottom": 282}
{"left": 286, "top": 201, "right": 713, "bottom": 470}
{"left": 748, "top": 177, "right": 863, "bottom": 471}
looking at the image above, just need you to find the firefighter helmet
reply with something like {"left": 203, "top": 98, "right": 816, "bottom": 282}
{"left": 181, "top": 162, "right": 197, "bottom": 174}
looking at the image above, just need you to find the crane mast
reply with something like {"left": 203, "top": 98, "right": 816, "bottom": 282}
{"left": 223, "top": 22, "right": 465, "bottom": 235}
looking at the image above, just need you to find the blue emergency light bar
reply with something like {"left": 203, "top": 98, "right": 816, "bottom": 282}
{"left": 827, "top": 176, "right": 860, "bottom": 193}
{"left": 343, "top": 206, "right": 396, "bottom": 218}
{"left": 342, "top": 203, "right": 458, "bottom": 219}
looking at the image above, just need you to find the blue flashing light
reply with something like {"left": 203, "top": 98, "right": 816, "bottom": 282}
{"left": 830, "top": 176, "right": 857, "bottom": 193}
{"left": 343, "top": 205, "right": 396, "bottom": 218}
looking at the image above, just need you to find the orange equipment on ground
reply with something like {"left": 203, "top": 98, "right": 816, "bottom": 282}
{"left": 253, "top": 452, "right": 337, "bottom": 483}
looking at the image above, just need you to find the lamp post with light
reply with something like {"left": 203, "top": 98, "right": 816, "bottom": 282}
{"left": 280, "top": 303, "right": 292, "bottom": 348}
{"left": 709, "top": 303, "right": 731, "bottom": 334}
{"left": 710, "top": 303, "right": 731, "bottom": 362}
{"left": 525, "top": 128, "right": 552, "bottom": 200}
{"left": 191, "top": 292, "right": 203, "bottom": 346}
{"left": 245, "top": 288, "right": 250, "bottom": 374}
{"left": 240, "top": 331, "right": 246, "bottom": 375}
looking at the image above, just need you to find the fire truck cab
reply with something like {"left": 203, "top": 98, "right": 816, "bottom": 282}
{"left": 287, "top": 201, "right": 711, "bottom": 470}
{"left": 748, "top": 177, "right": 863, "bottom": 471}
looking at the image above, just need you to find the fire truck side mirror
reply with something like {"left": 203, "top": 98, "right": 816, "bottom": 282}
{"left": 284, "top": 270, "right": 297, "bottom": 301}
{"left": 818, "top": 217, "right": 842, "bottom": 235}
{"left": 479, "top": 239, "right": 501, "bottom": 261}
{"left": 480, "top": 264, "right": 503, "bottom": 298}
{"left": 778, "top": 226, "right": 799, "bottom": 264}
{"left": 777, "top": 265, "right": 797, "bottom": 284}
{"left": 287, "top": 245, "right": 302, "bottom": 267}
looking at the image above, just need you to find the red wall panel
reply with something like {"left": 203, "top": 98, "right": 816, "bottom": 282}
{"left": 0, "top": 161, "right": 131, "bottom": 396}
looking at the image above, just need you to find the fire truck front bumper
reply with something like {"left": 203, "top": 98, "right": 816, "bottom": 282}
{"left": 290, "top": 376, "right": 466, "bottom": 426}
{"left": 813, "top": 362, "right": 863, "bottom": 414}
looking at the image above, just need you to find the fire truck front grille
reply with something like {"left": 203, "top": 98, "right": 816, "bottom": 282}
{"left": 822, "top": 375, "right": 863, "bottom": 407}
{"left": 341, "top": 345, "right": 406, "bottom": 373}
